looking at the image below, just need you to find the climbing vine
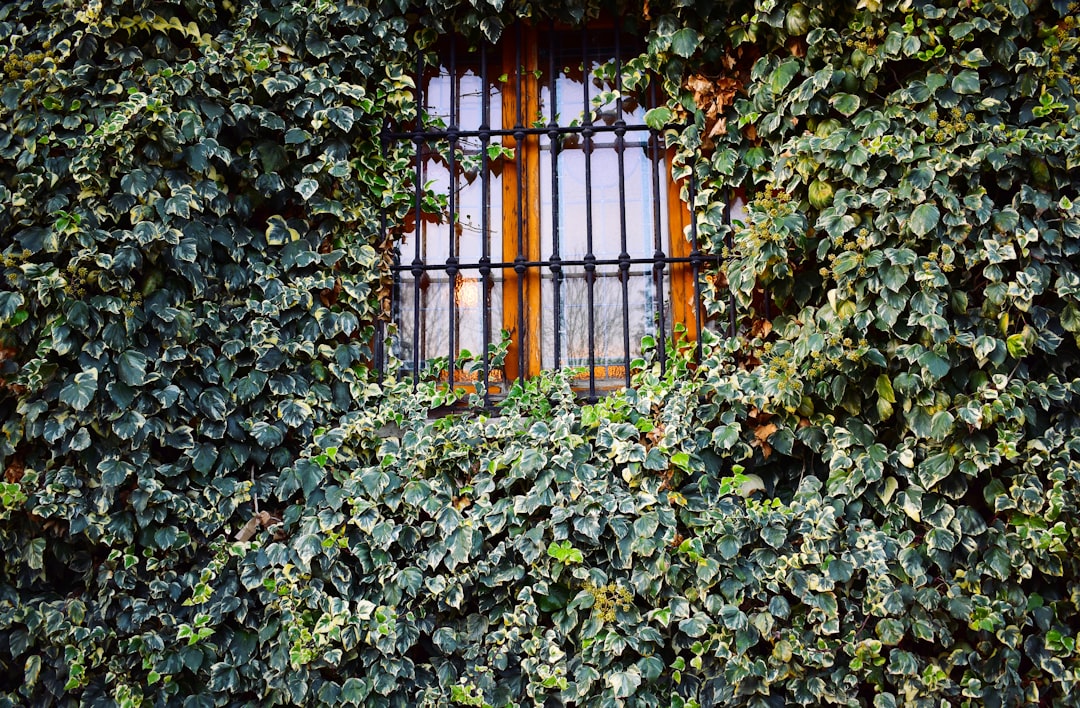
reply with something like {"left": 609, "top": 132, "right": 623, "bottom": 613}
{"left": 2, "top": 0, "right": 1080, "bottom": 705}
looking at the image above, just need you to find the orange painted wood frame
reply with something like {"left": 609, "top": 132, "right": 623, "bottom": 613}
{"left": 667, "top": 148, "right": 697, "bottom": 342}
{"left": 500, "top": 28, "right": 542, "bottom": 382}
{"left": 498, "top": 25, "right": 695, "bottom": 381}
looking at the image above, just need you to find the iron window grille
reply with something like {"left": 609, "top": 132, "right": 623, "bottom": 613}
{"left": 379, "top": 20, "right": 732, "bottom": 404}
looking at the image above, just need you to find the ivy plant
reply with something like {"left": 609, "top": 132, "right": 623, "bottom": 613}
{"left": 2, "top": 0, "right": 1080, "bottom": 705}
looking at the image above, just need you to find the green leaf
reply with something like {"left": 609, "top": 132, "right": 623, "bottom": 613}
{"left": 98, "top": 457, "right": 134, "bottom": 488}
{"left": 285, "top": 128, "right": 312, "bottom": 144}
{"left": 295, "top": 178, "right": 318, "bottom": 201}
{"left": 340, "top": 678, "right": 368, "bottom": 703}
{"left": 909, "top": 203, "right": 940, "bottom": 236}
{"left": 608, "top": 668, "right": 641, "bottom": 698}
{"left": 718, "top": 534, "right": 741, "bottom": 560}
{"left": 265, "top": 216, "right": 299, "bottom": 246}
{"left": 919, "top": 350, "right": 951, "bottom": 379}
{"left": 516, "top": 448, "right": 546, "bottom": 475}
{"left": 198, "top": 388, "right": 227, "bottom": 421}
{"left": 876, "top": 618, "right": 904, "bottom": 645}
{"left": 250, "top": 421, "right": 285, "bottom": 448}
{"left": 771, "top": 59, "right": 801, "bottom": 94}
{"left": 929, "top": 411, "right": 954, "bottom": 441}
{"left": 1006, "top": 332, "right": 1029, "bottom": 358}
{"left": 761, "top": 524, "right": 787, "bottom": 548}
{"left": 644, "top": 106, "right": 673, "bottom": 130}
{"left": 951, "top": 69, "right": 981, "bottom": 94}
{"left": 121, "top": 169, "right": 154, "bottom": 196}
{"left": 973, "top": 335, "right": 999, "bottom": 361}
{"left": 279, "top": 399, "right": 313, "bottom": 428}
{"left": 678, "top": 615, "right": 709, "bottom": 638}
{"left": 296, "top": 533, "right": 323, "bottom": 569}
{"left": 918, "top": 452, "right": 954, "bottom": 489}
{"left": 60, "top": 370, "right": 98, "bottom": 411}
{"left": 0, "top": 291, "right": 26, "bottom": 322}
{"left": 117, "top": 350, "right": 148, "bottom": 386}
{"left": 875, "top": 375, "right": 896, "bottom": 403}
{"left": 326, "top": 106, "right": 355, "bottom": 132}
{"left": 830, "top": 92, "right": 861, "bottom": 116}
{"left": 24, "top": 655, "right": 41, "bottom": 688}
{"left": 295, "top": 458, "right": 326, "bottom": 499}
{"left": 927, "top": 527, "right": 958, "bottom": 551}
{"left": 670, "top": 28, "right": 702, "bottom": 58}
{"left": 547, "top": 540, "right": 583, "bottom": 564}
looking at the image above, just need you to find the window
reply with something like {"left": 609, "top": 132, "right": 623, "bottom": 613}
{"left": 382, "top": 21, "right": 714, "bottom": 402}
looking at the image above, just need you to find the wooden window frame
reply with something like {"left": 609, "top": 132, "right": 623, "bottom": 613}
{"left": 383, "top": 20, "right": 707, "bottom": 402}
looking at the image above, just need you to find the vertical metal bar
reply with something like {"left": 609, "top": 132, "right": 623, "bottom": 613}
{"left": 614, "top": 24, "right": 631, "bottom": 388}
{"left": 479, "top": 40, "right": 492, "bottom": 406}
{"left": 763, "top": 273, "right": 772, "bottom": 322}
{"left": 411, "top": 52, "right": 425, "bottom": 388}
{"left": 581, "top": 26, "right": 597, "bottom": 399}
{"left": 688, "top": 167, "right": 703, "bottom": 362}
{"left": 377, "top": 132, "right": 388, "bottom": 379}
{"left": 548, "top": 22, "right": 563, "bottom": 372}
{"left": 647, "top": 80, "right": 667, "bottom": 375}
{"left": 446, "top": 37, "right": 459, "bottom": 392}
{"left": 514, "top": 22, "right": 527, "bottom": 385}
{"left": 725, "top": 187, "right": 737, "bottom": 338}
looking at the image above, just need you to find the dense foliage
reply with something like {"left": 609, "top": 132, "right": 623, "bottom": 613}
{"left": 2, "top": 0, "right": 1080, "bottom": 704}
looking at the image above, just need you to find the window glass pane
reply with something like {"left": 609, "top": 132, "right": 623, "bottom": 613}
{"left": 394, "top": 48, "right": 505, "bottom": 385}
{"left": 537, "top": 30, "right": 671, "bottom": 378}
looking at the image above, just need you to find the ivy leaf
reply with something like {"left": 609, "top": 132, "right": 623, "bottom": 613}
{"left": 830, "top": 92, "right": 861, "bottom": 116}
{"left": 295, "top": 458, "right": 325, "bottom": 498}
{"left": 909, "top": 203, "right": 940, "bottom": 236}
{"left": 296, "top": 533, "right": 323, "bottom": 570}
{"left": 265, "top": 216, "right": 299, "bottom": 246}
{"left": 918, "top": 452, "right": 954, "bottom": 489}
{"left": 670, "top": 28, "right": 702, "bottom": 58}
{"left": 98, "top": 457, "right": 134, "bottom": 488}
{"left": 121, "top": 169, "right": 154, "bottom": 196}
{"left": 678, "top": 615, "right": 709, "bottom": 638}
{"left": 60, "top": 370, "right": 98, "bottom": 411}
{"left": 262, "top": 73, "right": 301, "bottom": 96}
{"left": 1006, "top": 332, "right": 1029, "bottom": 358}
{"left": 718, "top": 534, "right": 741, "bottom": 559}
{"left": 190, "top": 444, "right": 217, "bottom": 474}
{"left": 279, "top": 399, "right": 313, "bottom": 428}
{"left": 117, "top": 350, "right": 148, "bottom": 386}
{"left": 919, "top": 350, "right": 951, "bottom": 379}
{"left": 326, "top": 107, "right": 355, "bottom": 132}
{"left": 929, "top": 411, "right": 955, "bottom": 441}
{"left": 0, "top": 292, "right": 25, "bottom": 322}
{"left": 875, "top": 375, "right": 896, "bottom": 403}
{"left": 761, "top": 524, "right": 787, "bottom": 548}
{"left": 480, "top": 16, "right": 504, "bottom": 42}
{"left": 250, "top": 421, "right": 284, "bottom": 448}
{"left": 771, "top": 59, "right": 801, "bottom": 94}
{"left": 285, "top": 128, "right": 312, "bottom": 144}
{"left": 547, "top": 540, "right": 583, "bottom": 564}
{"left": 113, "top": 411, "right": 145, "bottom": 441}
{"left": 927, "top": 527, "right": 958, "bottom": 551}
{"left": 340, "top": 679, "right": 367, "bottom": 703}
{"left": 173, "top": 238, "right": 197, "bottom": 262}
{"left": 608, "top": 668, "right": 641, "bottom": 699}
{"left": 69, "top": 427, "right": 91, "bottom": 451}
{"left": 644, "top": 106, "right": 672, "bottom": 130}
{"left": 26, "top": 537, "right": 45, "bottom": 571}
{"left": 295, "top": 178, "right": 318, "bottom": 201}
{"left": 951, "top": 69, "right": 981, "bottom": 94}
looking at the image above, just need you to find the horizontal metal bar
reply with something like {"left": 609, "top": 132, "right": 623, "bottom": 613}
{"left": 384, "top": 122, "right": 668, "bottom": 141}
{"left": 391, "top": 254, "right": 718, "bottom": 273}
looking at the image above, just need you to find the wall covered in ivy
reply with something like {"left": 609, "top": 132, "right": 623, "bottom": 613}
{"left": 2, "top": 0, "right": 1080, "bottom": 704}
